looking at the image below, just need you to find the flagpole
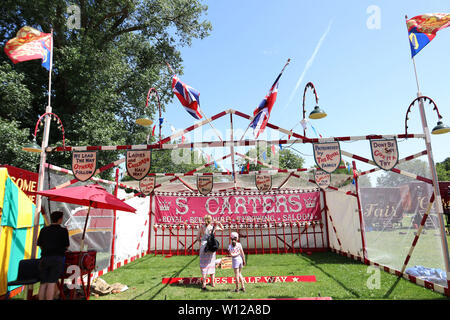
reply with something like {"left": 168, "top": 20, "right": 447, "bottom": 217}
{"left": 31, "top": 29, "right": 54, "bottom": 259}
{"left": 404, "top": 15, "right": 450, "bottom": 281}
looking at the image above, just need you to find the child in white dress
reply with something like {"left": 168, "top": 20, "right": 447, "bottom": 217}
{"left": 228, "top": 232, "right": 246, "bottom": 292}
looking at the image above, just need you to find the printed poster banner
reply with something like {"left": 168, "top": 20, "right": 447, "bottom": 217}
{"left": 154, "top": 190, "right": 321, "bottom": 224}
{"left": 313, "top": 142, "right": 341, "bottom": 173}
{"left": 126, "top": 150, "right": 151, "bottom": 181}
{"left": 72, "top": 151, "right": 97, "bottom": 182}
{"left": 140, "top": 176, "right": 155, "bottom": 196}
{"left": 314, "top": 170, "right": 331, "bottom": 190}
{"left": 255, "top": 174, "right": 272, "bottom": 193}
{"left": 370, "top": 138, "right": 399, "bottom": 171}
{"left": 197, "top": 175, "right": 213, "bottom": 195}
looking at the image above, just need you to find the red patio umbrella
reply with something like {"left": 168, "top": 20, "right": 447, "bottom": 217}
{"left": 36, "top": 184, "right": 136, "bottom": 250}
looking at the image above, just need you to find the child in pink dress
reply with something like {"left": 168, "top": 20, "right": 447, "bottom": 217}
{"left": 228, "top": 232, "right": 246, "bottom": 292}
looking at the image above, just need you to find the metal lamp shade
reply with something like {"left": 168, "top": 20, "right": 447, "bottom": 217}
{"left": 136, "top": 114, "right": 153, "bottom": 127}
{"left": 431, "top": 120, "right": 450, "bottom": 135}
{"left": 22, "top": 139, "right": 42, "bottom": 153}
{"left": 309, "top": 106, "right": 327, "bottom": 120}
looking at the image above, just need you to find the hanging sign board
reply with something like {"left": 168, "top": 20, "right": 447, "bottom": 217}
{"left": 255, "top": 174, "right": 272, "bottom": 193}
{"left": 314, "top": 169, "right": 331, "bottom": 190}
{"left": 370, "top": 138, "right": 399, "bottom": 171}
{"left": 72, "top": 151, "right": 97, "bottom": 182}
{"left": 197, "top": 175, "right": 213, "bottom": 195}
{"left": 313, "top": 142, "right": 341, "bottom": 173}
{"left": 140, "top": 176, "right": 156, "bottom": 196}
{"left": 126, "top": 150, "right": 151, "bottom": 180}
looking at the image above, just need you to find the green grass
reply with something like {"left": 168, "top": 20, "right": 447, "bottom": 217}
{"left": 88, "top": 252, "right": 448, "bottom": 300}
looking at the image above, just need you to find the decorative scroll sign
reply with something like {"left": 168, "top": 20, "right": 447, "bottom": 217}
{"left": 139, "top": 176, "right": 155, "bottom": 196}
{"left": 313, "top": 142, "right": 341, "bottom": 173}
{"left": 197, "top": 175, "right": 213, "bottom": 195}
{"left": 72, "top": 151, "right": 97, "bottom": 182}
{"left": 314, "top": 169, "right": 331, "bottom": 190}
{"left": 370, "top": 138, "right": 399, "bottom": 171}
{"left": 255, "top": 174, "right": 272, "bottom": 193}
{"left": 126, "top": 150, "right": 151, "bottom": 180}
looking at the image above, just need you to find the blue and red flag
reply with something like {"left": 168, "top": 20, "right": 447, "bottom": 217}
{"left": 4, "top": 26, "right": 52, "bottom": 70}
{"left": 171, "top": 75, "right": 202, "bottom": 120}
{"left": 250, "top": 59, "right": 290, "bottom": 138}
{"left": 406, "top": 13, "right": 450, "bottom": 58}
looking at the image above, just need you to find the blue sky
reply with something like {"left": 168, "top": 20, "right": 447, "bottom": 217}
{"left": 158, "top": 0, "right": 450, "bottom": 180}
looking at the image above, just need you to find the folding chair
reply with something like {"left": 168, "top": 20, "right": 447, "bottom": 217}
{"left": 7, "top": 259, "right": 41, "bottom": 299}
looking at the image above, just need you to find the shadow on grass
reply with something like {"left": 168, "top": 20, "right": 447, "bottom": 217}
{"left": 167, "top": 283, "right": 233, "bottom": 293}
{"left": 296, "top": 253, "right": 361, "bottom": 299}
{"left": 382, "top": 276, "right": 402, "bottom": 299}
{"left": 131, "top": 255, "right": 198, "bottom": 300}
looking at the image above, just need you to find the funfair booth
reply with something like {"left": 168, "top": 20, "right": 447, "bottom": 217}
{"left": 29, "top": 97, "right": 450, "bottom": 298}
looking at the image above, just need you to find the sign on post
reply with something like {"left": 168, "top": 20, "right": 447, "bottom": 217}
{"left": 72, "top": 151, "right": 97, "bottom": 182}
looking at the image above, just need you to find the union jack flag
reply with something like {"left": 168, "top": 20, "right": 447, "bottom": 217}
{"left": 249, "top": 59, "right": 290, "bottom": 138}
{"left": 172, "top": 75, "right": 202, "bottom": 120}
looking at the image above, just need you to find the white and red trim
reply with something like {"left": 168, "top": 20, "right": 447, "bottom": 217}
{"left": 330, "top": 248, "right": 449, "bottom": 297}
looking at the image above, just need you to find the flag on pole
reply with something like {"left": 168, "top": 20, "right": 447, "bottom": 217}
{"left": 406, "top": 13, "right": 450, "bottom": 58}
{"left": 249, "top": 59, "right": 290, "bottom": 138}
{"left": 4, "top": 26, "right": 52, "bottom": 70}
{"left": 171, "top": 75, "right": 202, "bottom": 120}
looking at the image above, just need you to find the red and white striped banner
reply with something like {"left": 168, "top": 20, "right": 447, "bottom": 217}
{"left": 48, "top": 133, "right": 425, "bottom": 153}
{"left": 46, "top": 107, "right": 425, "bottom": 153}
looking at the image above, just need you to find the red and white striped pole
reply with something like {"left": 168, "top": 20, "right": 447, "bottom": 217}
{"left": 400, "top": 193, "right": 435, "bottom": 274}
{"left": 353, "top": 161, "right": 367, "bottom": 262}
{"left": 109, "top": 167, "right": 119, "bottom": 272}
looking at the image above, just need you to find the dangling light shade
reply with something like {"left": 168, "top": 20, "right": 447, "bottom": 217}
{"left": 309, "top": 105, "right": 327, "bottom": 119}
{"left": 431, "top": 120, "right": 450, "bottom": 135}
{"left": 22, "top": 138, "right": 42, "bottom": 153}
{"left": 136, "top": 114, "right": 153, "bottom": 127}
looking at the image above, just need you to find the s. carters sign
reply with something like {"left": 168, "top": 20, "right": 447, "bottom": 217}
{"left": 154, "top": 189, "right": 321, "bottom": 224}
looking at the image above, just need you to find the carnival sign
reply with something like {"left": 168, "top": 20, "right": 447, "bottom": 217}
{"left": 370, "top": 138, "right": 399, "bottom": 171}
{"left": 126, "top": 150, "right": 151, "bottom": 181}
{"left": 314, "top": 169, "right": 331, "bottom": 190}
{"left": 139, "top": 176, "right": 155, "bottom": 196}
{"left": 72, "top": 151, "right": 97, "bottom": 182}
{"left": 197, "top": 175, "right": 213, "bottom": 195}
{"left": 255, "top": 174, "right": 272, "bottom": 193}
{"left": 313, "top": 142, "right": 341, "bottom": 173}
{"left": 154, "top": 190, "right": 321, "bottom": 224}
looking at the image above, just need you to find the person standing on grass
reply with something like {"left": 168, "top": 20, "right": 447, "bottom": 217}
{"left": 37, "top": 211, "right": 70, "bottom": 300}
{"left": 197, "top": 214, "right": 223, "bottom": 290}
{"left": 228, "top": 232, "right": 246, "bottom": 292}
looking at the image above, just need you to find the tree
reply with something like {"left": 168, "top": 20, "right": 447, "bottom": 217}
{"left": 376, "top": 159, "right": 431, "bottom": 187}
{"left": 237, "top": 146, "right": 305, "bottom": 171}
{"left": 0, "top": 0, "right": 212, "bottom": 179}
{"left": 436, "top": 157, "right": 450, "bottom": 181}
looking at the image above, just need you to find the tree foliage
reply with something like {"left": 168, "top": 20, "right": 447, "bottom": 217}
{"left": 376, "top": 159, "right": 431, "bottom": 187}
{"left": 436, "top": 157, "right": 450, "bottom": 181}
{"left": 237, "top": 147, "right": 305, "bottom": 171}
{"left": 0, "top": 0, "right": 211, "bottom": 179}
